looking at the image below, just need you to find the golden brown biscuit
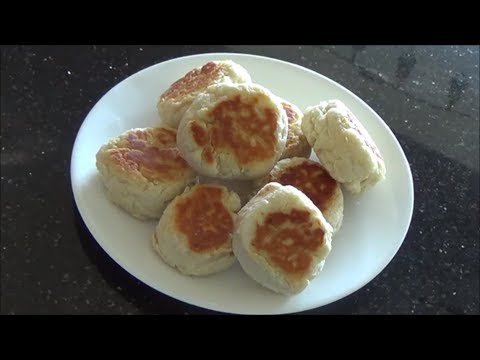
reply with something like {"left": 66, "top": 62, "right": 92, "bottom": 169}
{"left": 157, "top": 60, "right": 251, "bottom": 128}
{"left": 177, "top": 82, "right": 288, "bottom": 180}
{"left": 152, "top": 184, "right": 241, "bottom": 276}
{"left": 96, "top": 127, "right": 197, "bottom": 220}
{"left": 267, "top": 157, "right": 343, "bottom": 233}
{"left": 232, "top": 182, "right": 333, "bottom": 295}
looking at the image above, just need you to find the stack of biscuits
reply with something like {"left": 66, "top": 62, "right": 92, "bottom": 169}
{"left": 96, "top": 60, "right": 386, "bottom": 295}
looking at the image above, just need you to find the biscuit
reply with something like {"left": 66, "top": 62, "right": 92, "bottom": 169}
{"left": 302, "top": 100, "right": 386, "bottom": 194}
{"left": 278, "top": 100, "right": 311, "bottom": 160}
{"left": 96, "top": 127, "right": 197, "bottom": 220}
{"left": 157, "top": 60, "right": 251, "bottom": 128}
{"left": 197, "top": 175, "right": 260, "bottom": 207}
{"left": 177, "top": 82, "right": 288, "bottom": 180}
{"left": 232, "top": 182, "right": 333, "bottom": 295}
{"left": 266, "top": 157, "right": 343, "bottom": 233}
{"left": 152, "top": 184, "right": 241, "bottom": 276}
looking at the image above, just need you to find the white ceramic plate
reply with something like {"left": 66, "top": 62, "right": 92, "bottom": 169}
{"left": 71, "top": 53, "right": 414, "bottom": 314}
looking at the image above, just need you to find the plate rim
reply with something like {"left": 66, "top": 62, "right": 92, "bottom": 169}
{"left": 70, "top": 52, "right": 415, "bottom": 314}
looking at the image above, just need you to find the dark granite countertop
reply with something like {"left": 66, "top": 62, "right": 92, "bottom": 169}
{"left": 1, "top": 45, "right": 478, "bottom": 315}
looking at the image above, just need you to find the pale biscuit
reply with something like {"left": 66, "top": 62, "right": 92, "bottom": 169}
{"left": 302, "top": 100, "right": 386, "bottom": 194}
{"left": 278, "top": 100, "right": 311, "bottom": 160}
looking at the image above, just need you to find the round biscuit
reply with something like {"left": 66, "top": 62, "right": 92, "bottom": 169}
{"left": 96, "top": 127, "right": 197, "bottom": 220}
{"left": 177, "top": 82, "right": 288, "bottom": 180}
{"left": 232, "top": 182, "right": 333, "bottom": 295}
{"left": 152, "top": 184, "right": 241, "bottom": 276}
{"left": 302, "top": 100, "right": 386, "bottom": 194}
{"left": 157, "top": 60, "right": 251, "bottom": 128}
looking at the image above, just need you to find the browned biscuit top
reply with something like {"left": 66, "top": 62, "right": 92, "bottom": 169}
{"left": 252, "top": 209, "right": 325, "bottom": 277}
{"left": 160, "top": 62, "right": 223, "bottom": 102}
{"left": 107, "top": 128, "right": 192, "bottom": 182}
{"left": 190, "top": 94, "right": 278, "bottom": 166}
{"left": 174, "top": 185, "right": 234, "bottom": 253}
{"left": 271, "top": 160, "right": 337, "bottom": 212}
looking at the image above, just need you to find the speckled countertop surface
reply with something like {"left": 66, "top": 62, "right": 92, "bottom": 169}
{"left": 1, "top": 45, "right": 478, "bottom": 315}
